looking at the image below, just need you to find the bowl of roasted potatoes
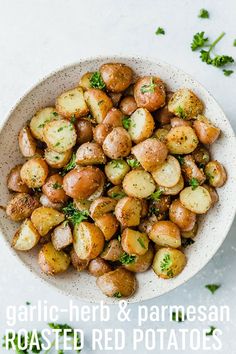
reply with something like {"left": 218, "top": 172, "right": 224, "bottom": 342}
{"left": 0, "top": 56, "right": 236, "bottom": 303}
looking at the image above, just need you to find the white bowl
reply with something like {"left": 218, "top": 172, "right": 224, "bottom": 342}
{"left": 0, "top": 56, "right": 236, "bottom": 304}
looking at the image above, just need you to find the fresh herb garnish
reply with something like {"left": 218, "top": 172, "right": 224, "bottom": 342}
{"left": 122, "top": 116, "right": 131, "bottom": 129}
{"left": 206, "top": 326, "right": 217, "bottom": 336}
{"left": 127, "top": 158, "right": 140, "bottom": 168}
{"left": 62, "top": 202, "right": 89, "bottom": 225}
{"left": 181, "top": 238, "right": 195, "bottom": 248}
{"left": 198, "top": 9, "right": 209, "bottom": 19}
{"left": 176, "top": 106, "right": 187, "bottom": 119}
{"left": 52, "top": 182, "right": 62, "bottom": 189}
{"left": 89, "top": 72, "right": 106, "bottom": 90}
{"left": 120, "top": 252, "right": 136, "bottom": 265}
{"left": 52, "top": 111, "right": 58, "bottom": 116}
{"left": 110, "top": 192, "right": 126, "bottom": 199}
{"left": 111, "top": 160, "right": 124, "bottom": 169}
{"left": 189, "top": 178, "right": 199, "bottom": 190}
{"left": 223, "top": 69, "right": 234, "bottom": 76}
{"left": 149, "top": 189, "right": 162, "bottom": 201}
{"left": 149, "top": 205, "right": 159, "bottom": 215}
{"left": 155, "top": 27, "right": 165, "bottom": 35}
{"left": 171, "top": 311, "right": 186, "bottom": 322}
{"left": 205, "top": 284, "right": 221, "bottom": 294}
{"left": 176, "top": 155, "right": 185, "bottom": 165}
{"left": 70, "top": 114, "right": 76, "bottom": 124}
{"left": 114, "top": 292, "right": 122, "bottom": 298}
{"left": 137, "top": 237, "right": 146, "bottom": 249}
{"left": 160, "top": 254, "right": 173, "bottom": 277}
{"left": 191, "top": 32, "right": 208, "bottom": 51}
{"left": 26, "top": 301, "right": 31, "bottom": 305}
{"left": 61, "top": 153, "right": 76, "bottom": 176}
{"left": 234, "top": 39, "right": 236, "bottom": 47}
{"left": 140, "top": 77, "right": 157, "bottom": 94}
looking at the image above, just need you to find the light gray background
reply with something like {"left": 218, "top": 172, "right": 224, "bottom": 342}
{"left": 0, "top": 0, "right": 236, "bottom": 353}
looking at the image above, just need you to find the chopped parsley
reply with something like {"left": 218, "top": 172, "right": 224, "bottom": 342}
{"left": 140, "top": 77, "right": 157, "bottom": 94}
{"left": 198, "top": 9, "right": 209, "bottom": 19}
{"left": 127, "top": 158, "right": 140, "bottom": 168}
{"left": 176, "top": 155, "right": 185, "bottom": 165}
{"left": 89, "top": 72, "right": 106, "bottom": 90}
{"left": 191, "top": 32, "right": 208, "bottom": 51}
{"left": 155, "top": 27, "right": 165, "bottom": 35}
{"left": 175, "top": 106, "right": 187, "bottom": 119}
{"left": 120, "top": 252, "right": 136, "bottom": 265}
{"left": 52, "top": 111, "right": 58, "bottom": 116}
{"left": 181, "top": 238, "right": 195, "bottom": 248}
{"left": 205, "top": 284, "right": 221, "bottom": 294}
{"left": 114, "top": 292, "right": 122, "bottom": 298}
{"left": 160, "top": 254, "right": 173, "bottom": 277}
{"left": 206, "top": 326, "right": 217, "bottom": 336}
{"left": 149, "top": 189, "right": 162, "bottom": 201}
{"left": 122, "top": 116, "right": 131, "bottom": 129}
{"left": 62, "top": 202, "right": 89, "bottom": 225}
{"left": 189, "top": 178, "right": 199, "bottom": 190}
{"left": 61, "top": 153, "right": 76, "bottom": 176}
{"left": 171, "top": 311, "right": 186, "bottom": 322}
{"left": 52, "top": 182, "right": 62, "bottom": 189}
{"left": 110, "top": 191, "right": 126, "bottom": 199}
{"left": 137, "top": 237, "right": 146, "bottom": 249}
{"left": 70, "top": 114, "right": 76, "bottom": 124}
{"left": 234, "top": 39, "right": 236, "bottom": 47}
{"left": 223, "top": 69, "right": 234, "bottom": 76}
{"left": 111, "top": 160, "right": 124, "bottom": 169}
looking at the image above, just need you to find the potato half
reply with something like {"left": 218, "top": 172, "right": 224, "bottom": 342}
{"left": 168, "top": 88, "right": 203, "bottom": 119}
{"left": 44, "top": 148, "right": 72, "bottom": 169}
{"left": 38, "top": 242, "right": 70, "bottom": 275}
{"left": 166, "top": 126, "right": 199, "bottom": 155}
{"left": 124, "top": 244, "right": 154, "bottom": 273}
{"left": 101, "top": 239, "right": 124, "bottom": 261}
{"left": 150, "top": 221, "right": 181, "bottom": 248}
{"left": 88, "top": 257, "right": 112, "bottom": 277}
{"left": 152, "top": 247, "right": 186, "bottom": 279}
{"left": 105, "top": 159, "right": 130, "bottom": 185}
{"left": 76, "top": 142, "right": 106, "bottom": 165}
{"left": 73, "top": 221, "right": 105, "bottom": 260}
{"left": 103, "top": 127, "right": 132, "bottom": 159}
{"left": 31, "top": 207, "right": 65, "bottom": 236}
{"left": 100, "top": 63, "right": 133, "bottom": 93}
{"left": 89, "top": 197, "right": 117, "bottom": 219}
{"left": 20, "top": 157, "right": 49, "bottom": 188}
{"left": 180, "top": 186, "right": 211, "bottom": 214}
{"left": 12, "top": 219, "right": 41, "bottom": 251}
{"left": 205, "top": 161, "right": 227, "bottom": 188}
{"left": 128, "top": 108, "right": 155, "bottom": 144}
{"left": 134, "top": 76, "right": 166, "bottom": 112}
{"left": 30, "top": 107, "right": 62, "bottom": 141}
{"left": 115, "top": 196, "right": 142, "bottom": 227}
{"left": 151, "top": 155, "right": 181, "bottom": 188}
{"left": 121, "top": 228, "right": 149, "bottom": 256}
{"left": 51, "top": 222, "right": 73, "bottom": 251}
{"left": 169, "top": 199, "right": 196, "bottom": 232}
{"left": 193, "top": 115, "right": 220, "bottom": 145}
{"left": 84, "top": 88, "right": 113, "bottom": 123}
{"left": 123, "top": 170, "right": 156, "bottom": 198}
{"left": 18, "top": 126, "right": 37, "bottom": 157}
{"left": 7, "top": 165, "right": 30, "bottom": 193}
{"left": 95, "top": 213, "right": 119, "bottom": 240}
{"left": 6, "top": 193, "right": 40, "bottom": 222}
{"left": 159, "top": 175, "right": 184, "bottom": 195}
{"left": 56, "top": 86, "right": 89, "bottom": 118}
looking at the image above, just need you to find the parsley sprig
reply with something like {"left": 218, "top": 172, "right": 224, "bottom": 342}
{"left": 155, "top": 27, "right": 165, "bottom": 35}
{"left": 140, "top": 77, "right": 157, "bottom": 94}
{"left": 206, "top": 326, "right": 217, "bottom": 336}
{"left": 89, "top": 72, "right": 106, "bottom": 90}
{"left": 189, "top": 178, "right": 199, "bottom": 190}
{"left": 171, "top": 311, "right": 186, "bottom": 322}
{"left": 160, "top": 254, "right": 173, "bottom": 277}
{"left": 191, "top": 32, "right": 208, "bottom": 51}
{"left": 127, "top": 158, "right": 140, "bottom": 168}
{"left": 60, "top": 153, "right": 76, "bottom": 176}
{"left": 120, "top": 252, "right": 136, "bottom": 265}
{"left": 205, "top": 284, "right": 221, "bottom": 294}
{"left": 149, "top": 189, "right": 162, "bottom": 201}
{"left": 62, "top": 202, "right": 89, "bottom": 225}
{"left": 198, "top": 9, "right": 209, "bottom": 19}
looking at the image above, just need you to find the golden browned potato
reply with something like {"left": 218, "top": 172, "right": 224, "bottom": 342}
{"left": 149, "top": 195, "right": 171, "bottom": 215}
{"left": 180, "top": 186, "right": 212, "bottom": 214}
{"left": 108, "top": 92, "right": 122, "bottom": 107}
{"left": 159, "top": 175, "right": 184, "bottom": 196}
{"left": 95, "top": 213, "right": 119, "bottom": 240}
{"left": 89, "top": 197, "right": 117, "bottom": 219}
{"left": 181, "top": 222, "right": 198, "bottom": 239}
{"left": 151, "top": 155, "right": 181, "bottom": 188}
{"left": 192, "top": 146, "right": 210, "bottom": 167}
{"left": 76, "top": 142, "right": 106, "bottom": 165}
{"left": 150, "top": 220, "right": 181, "bottom": 248}
{"left": 168, "top": 88, "right": 203, "bottom": 119}
{"left": 119, "top": 96, "right": 137, "bottom": 115}
{"left": 153, "top": 92, "right": 174, "bottom": 125}
{"left": 103, "top": 108, "right": 123, "bottom": 127}
{"left": 88, "top": 257, "right": 112, "bottom": 277}
{"left": 73, "top": 198, "right": 92, "bottom": 211}
{"left": 6, "top": 193, "right": 40, "bottom": 221}
{"left": 205, "top": 161, "right": 227, "bottom": 188}
{"left": 31, "top": 207, "right": 65, "bottom": 236}
{"left": 154, "top": 127, "right": 170, "bottom": 142}
{"left": 100, "top": 63, "right": 133, "bottom": 93}
{"left": 18, "top": 126, "right": 37, "bottom": 157}
{"left": 63, "top": 166, "right": 104, "bottom": 200}
{"left": 166, "top": 126, "right": 199, "bottom": 154}
{"left": 123, "top": 170, "right": 156, "bottom": 198}
{"left": 128, "top": 108, "right": 155, "bottom": 144}
{"left": 51, "top": 222, "right": 73, "bottom": 250}
{"left": 170, "top": 117, "right": 191, "bottom": 128}
{"left": 131, "top": 138, "right": 168, "bottom": 172}
{"left": 73, "top": 221, "right": 105, "bottom": 260}
{"left": 93, "top": 124, "right": 112, "bottom": 145}
{"left": 42, "top": 174, "right": 68, "bottom": 203}
{"left": 39, "top": 194, "right": 63, "bottom": 210}
{"left": 101, "top": 239, "right": 124, "bottom": 261}
{"left": 140, "top": 199, "right": 149, "bottom": 218}
{"left": 44, "top": 148, "right": 72, "bottom": 169}
{"left": 79, "top": 72, "right": 93, "bottom": 90}
{"left": 121, "top": 228, "right": 149, "bottom": 256}
{"left": 152, "top": 247, "right": 186, "bottom": 279}
{"left": 20, "top": 157, "right": 49, "bottom": 188}
{"left": 169, "top": 199, "right": 196, "bottom": 231}
{"left": 182, "top": 155, "right": 206, "bottom": 184}
{"left": 124, "top": 244, "right": 154, "bottom": 272}
{"left": 202, "top": 184, "right": 219, "bottom": 206}
{"left": 56, "top": 87, "right": 89, "bottom": 118}
{"left": 105, "top": 159, "right": 130, "bottom": 185}
{"left": 7, "top": 165, "right": 30, "bottom": 193}
{"left": 115, "top": 196, "right": 142, "bottom": 227}
{"left": 134, "top": 76, "right": 166, "bottom": 112}
{"left": 103, "top": 127, "right": 132, "bottom": 159}
{"left": 84, "top": 89, "right": 113, "bottom": 123}
{"left": 107, "top": 185, "right": 126, "bottom": 199}
{"left": 38, "top": 242, "right": 70, "bottom": 275}
{"left": 43, "top": 119, "right": 77, "bottom": 153}
{"left": 96, "top": 268, "right": 136, "bottom": 297}
{"left": 70, "top": 248, "right": 89, "bottom": 271}
{"left": 193, "top": 115, "right": 220, "bottom": 145}
{"left": 30, "top": 107, "right": 62, "bottom": 141}
{"left": 12, "top": 219, "right": 41, "bottom": 251}
{"left": 74, "top": 118, "right": 93, "bottom": 144}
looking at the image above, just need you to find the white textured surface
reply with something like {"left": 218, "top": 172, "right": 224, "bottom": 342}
{"left": 0, "top": 0, "right": 236, "bottom": 353}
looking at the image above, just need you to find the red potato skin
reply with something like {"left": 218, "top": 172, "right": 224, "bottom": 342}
{"left": 100, "top": 63, "right": 133, "bottom": 93}
{"left": 134, "top": 76, "right": 166, "bottom": 112}
{"left": 182, "top": 155, "right": 206, "bottom": 184}
{"left": 88, "top": 257, "right": 112, "bottom": 277}
{"left": 103, "top": 108, "right": 123, "bottom": 127}
{"left": 169, "top": 199, "right": 196, "bottom": 232}
{"left": 63, "top": 167, "right": 104, "bottom": 199}
{"left": 154, "top": 92, "right": 174, "bottom": 125}
{"left": 171, "top": 117, "right": 191, "bottom": 128}
{"left": 93, "top": 124, "right": 112, "bottom": 145}
{"left": 42, "top": 174, "right": 68, "bottom": 203}
{"left": 74, "top": 118, "right": 93, "bottom": 144}
{"left": 6, "top": 193, "right": 40, "bottom": 221}
{"left": 7, "top": 165, "right": 30, "bottom": 193}
{"left": 119, "top": 96, "right": 137, "bottom": 116}
{"left": 193, "top": 119, "right": 220, "bottom": 145}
